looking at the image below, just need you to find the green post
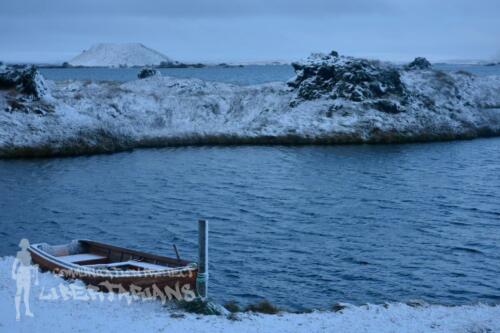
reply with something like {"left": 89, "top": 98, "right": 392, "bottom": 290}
{"left": 196, "top": 219, "right": 208, "bottom": 298}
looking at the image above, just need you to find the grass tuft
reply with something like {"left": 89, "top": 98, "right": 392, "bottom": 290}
{"left": 176, "top": 298, "right": 222, "bottom": 315}
{"left": 244, "top": 299, "right": 280, "bottom": 314}
{"left": 224, "top": 300, "right": 241, "bottom": 313}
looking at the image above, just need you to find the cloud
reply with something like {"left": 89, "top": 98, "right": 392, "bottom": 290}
{"left": 0, "top": 0, "right": 499, "bottom": 63}
{"left": 4, "top": 0, "right": 499, "bottom": 20}
{"left": 1, "top": 0, "right": 392, "bottom": 19}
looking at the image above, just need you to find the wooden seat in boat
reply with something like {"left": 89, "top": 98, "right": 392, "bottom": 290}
{"left": 58, "top": 253, "right": 107, "bottom": 265}
{"left": 88, "top": 260, "right": 168, "bottom": 271}
{"left": 128, "top": 260, "right": 167, "bottom": 270}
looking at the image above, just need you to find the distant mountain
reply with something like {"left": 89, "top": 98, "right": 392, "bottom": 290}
{"left": 69, "top": 43, "right": 175, "bottom": 67}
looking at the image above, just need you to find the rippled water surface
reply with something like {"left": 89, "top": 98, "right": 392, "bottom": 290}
{"left": 1, "top": 140, "right": 499, "bottom": 310}
{"left": 38, "top": 63, "right": 500, "bottom": 84}
{"left": 39, "top": 65, "right": 295, "bottom": 85}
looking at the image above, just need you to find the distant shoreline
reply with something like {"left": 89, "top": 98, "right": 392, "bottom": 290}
{"left": 2, "top": 52, "right": 500, "bottom": 158}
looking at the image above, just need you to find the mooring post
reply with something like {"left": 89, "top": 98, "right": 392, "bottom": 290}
{"left": 196, "top": 219, "right": 208, "bottom": 299}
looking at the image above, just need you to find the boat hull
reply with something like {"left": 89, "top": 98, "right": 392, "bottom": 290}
{"left": 28, "top": 240, "right": 198, "bottom": 299}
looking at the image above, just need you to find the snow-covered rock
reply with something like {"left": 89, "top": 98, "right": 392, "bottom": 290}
{"left": 288, "top": 51, "right": 405, "bottom": 108}
{"left": 0, "top": 65, "right": 50, "bottom": 99}
{"left": 69, "top": 43, "right": 176, "bottom": 67}
{"left": 405, "top": 57, "right": 432, "bottom": 71}
{"left": 288, "top": 51, "right": 500, "bottom": 116}
{"left": 0, "top": 65, "right": 54, "bottom": 116}
{"left": 1, "top": 52, "right": 500, "bottom": 157}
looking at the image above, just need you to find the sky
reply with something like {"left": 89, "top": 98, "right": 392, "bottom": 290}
{"left": 1, "top": 0, "right": 499, "bottom": 64}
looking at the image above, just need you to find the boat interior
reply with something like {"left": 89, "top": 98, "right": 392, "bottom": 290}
{"left": 34, "top": 239, "right": 191, "bottom": 271}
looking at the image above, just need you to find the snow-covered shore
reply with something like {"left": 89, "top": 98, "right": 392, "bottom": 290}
{"left": 1, "top": 257, "right": 498, "bottom": 333}
{"left": 1, "top": 52, "right": 500, "bottom": 158}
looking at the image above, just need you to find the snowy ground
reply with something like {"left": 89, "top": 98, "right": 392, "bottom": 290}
{"left": 1, "top": 257, "right": 499, "bottom": 333}
{"left": 1, "top": 54, "right": 500, "bottom": 157}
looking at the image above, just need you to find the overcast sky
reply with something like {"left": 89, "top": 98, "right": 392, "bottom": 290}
{"left": 1, "top": 0, "right": 499, "bottom": 63}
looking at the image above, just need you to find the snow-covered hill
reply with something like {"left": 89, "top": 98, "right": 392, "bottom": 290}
{"left": 69, "top": 43, "right": 175, "bottom": 67}
{"left": 1, "top": 52, "right": 500, "bottom": 157}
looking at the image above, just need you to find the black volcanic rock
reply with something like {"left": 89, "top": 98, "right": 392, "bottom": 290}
{"left": 406, "top": 57, "right": 432, "bottom": 70}
{"left": 288, "top": 52, "right": 406, "bottom": 107}
{"left": 1, "top": 65, "right": 53, "bottom": 115}
{"left": 137, "top": 67, "right": 161, "bottom": 79}
{"left": 0, "top": 65, "right": 49, "bottom": 99}
{"left": 329, "top": 50, "right": 339, "bottom": 57}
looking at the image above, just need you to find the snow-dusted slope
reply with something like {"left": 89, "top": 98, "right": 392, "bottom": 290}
{"left": 69, "top": 43, "right": 175, "bottom": 67}
{"left": 1, "top": 52, "right": 500, "bottom": 157}
{"left": 1, "top": 257, "right": 499, "bottom": 333}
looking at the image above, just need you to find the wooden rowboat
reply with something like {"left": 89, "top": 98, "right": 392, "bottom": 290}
{"left": 28, "top": 239, "right": 198, "bottom": 296}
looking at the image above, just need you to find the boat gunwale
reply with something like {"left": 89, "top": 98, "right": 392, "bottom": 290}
{"left": 28, "top": 239, "right": 197, "bottom": 279}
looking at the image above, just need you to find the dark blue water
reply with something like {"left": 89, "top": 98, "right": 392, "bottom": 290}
{"left": 38, "top": 64, "right": 500, "bottom": 85}
{"left": 434, "top": 63, "right": 500, "bottom": 77}
{"left": 1, "top": 140, "right": 499, "bottom": 310}
{"left": 39, "top": 65, "right": 295, "bottom": 85}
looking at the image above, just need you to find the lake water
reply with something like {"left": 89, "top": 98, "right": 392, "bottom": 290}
{"left": 1, "top": 141, "right": 499, "bottom": 310}
{"left": 39, "top": 65, "right": 296, "bottom": 85}
{"left": 38, "top": 63, "right": 500, "bottom": 84}
{"left": 1, "top": 64, "right": 499, "bottom": 310}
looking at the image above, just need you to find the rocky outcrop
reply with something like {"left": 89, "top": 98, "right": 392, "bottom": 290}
{"left": 405, "top": 57, "right": 432, "bottom": 70}
{"left": 0, "top": 65, "right": 50, "bottom": 99}
{"left": 288, "top": 51, "right": 405, "bottom": 102}
{"left": 288, "top": 51, "right": 407, "bottom": 113}
{"left": 286, "top": 52, "right": 483, "bottom": 116}
{"left": 137, "top": 68, "right": 161, "bottom": 79}
{"left": 0, "top": 65, "right": 53, "bottom": 115}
